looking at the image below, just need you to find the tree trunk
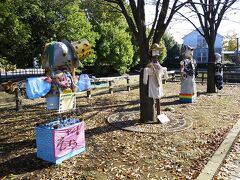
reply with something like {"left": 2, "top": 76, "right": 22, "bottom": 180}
{"left": 139, "top": 71, "right": 156, "bottom": 123}
{"left": 207, "top": 41, "right": 216, "bottom": 93}
{"left": 139, "top": 42, "right": 156, "bottom": 123}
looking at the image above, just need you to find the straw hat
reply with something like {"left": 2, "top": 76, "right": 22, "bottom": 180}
{"left": 150, "top": 43, "right": 162, "bottom": 51}
{"left": 148, "top": 43, "right": 162, "bottom": 56}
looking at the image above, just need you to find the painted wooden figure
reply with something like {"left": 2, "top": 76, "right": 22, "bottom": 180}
{"left": 143, "top": 43, "right": 164, "bottom": 117}
{"left": 179, "top": 45, "right": 197, "bottom": 103}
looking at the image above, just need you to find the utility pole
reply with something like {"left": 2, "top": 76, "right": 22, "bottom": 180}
{"left": 237, "top": 38, "right": 239, "bottom": 62}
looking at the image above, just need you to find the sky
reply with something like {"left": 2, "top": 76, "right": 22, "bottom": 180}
{"left": 145, "top": 1, "right": 240, "bottom": 44}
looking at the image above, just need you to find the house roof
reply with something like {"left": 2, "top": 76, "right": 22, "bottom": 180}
{"left": 183, "top": 28, "right": 223, "bottom": 39}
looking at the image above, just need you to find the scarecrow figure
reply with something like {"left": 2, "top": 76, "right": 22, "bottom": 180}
{"left": 25, "top": 38, "right": 93, "bottom": 110}
{"left": 215, "top": 53, "right": 224, "bottom": 90}
{"left": 143, "top": 43, "right": 164, "bottom": 118}
{"left": 179, "top": 45, "right": 197, "bottom": 103}
{"left": 41, "top": 39, "right": 92, "bottom": 93}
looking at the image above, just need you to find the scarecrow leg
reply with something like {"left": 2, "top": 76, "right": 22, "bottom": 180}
{"left": 156, "top": 99, "right": 160, "bottom": 115}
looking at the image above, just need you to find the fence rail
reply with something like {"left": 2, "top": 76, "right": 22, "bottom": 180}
{"left": 1, "top": 67, "right": 240, "bottom": 84}
{"left": 171, "top": 70, "right": 207, "bottom": 83}
{"left": 172, "top": 68, "right": 240, "bottom": 83}
{"left": 1, "top": 67, "right": 240, "bottom": 111}
{"left": 223, "top": 66, "right": 240, "bottom": 82}
{"left": 0, "top": 68, "right": 45, "bottom": 83}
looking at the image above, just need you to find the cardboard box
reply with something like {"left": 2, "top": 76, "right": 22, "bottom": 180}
{"left": 35, "top": 120, "right": 85, "bottom": 164}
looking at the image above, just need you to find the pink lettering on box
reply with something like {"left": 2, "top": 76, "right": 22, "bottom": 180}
{"left": 53, "top": 122, "right": 85, "bottom": 158}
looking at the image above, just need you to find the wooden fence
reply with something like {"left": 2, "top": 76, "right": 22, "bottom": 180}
{"left": 1, "top": 68, "right": 240, "bottom": 111}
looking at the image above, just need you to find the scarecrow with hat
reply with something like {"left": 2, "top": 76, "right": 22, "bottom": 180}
{"left": 179, "top": 45, "right": 197, "bottom": 103}
{"left": 143, "top": 43, "right": 165, "bottom": 120}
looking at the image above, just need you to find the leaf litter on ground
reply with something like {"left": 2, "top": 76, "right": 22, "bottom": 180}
{"left": 0, "top": 80, "right": 240, "bottom": 179}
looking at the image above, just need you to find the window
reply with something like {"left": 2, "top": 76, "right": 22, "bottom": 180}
{"left": 197, "top": 51, "right": 207, "bottom": 62}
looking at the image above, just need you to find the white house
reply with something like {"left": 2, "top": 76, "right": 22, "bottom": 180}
{"left": 182, "top": 29, "right": 223, "bottom": 63}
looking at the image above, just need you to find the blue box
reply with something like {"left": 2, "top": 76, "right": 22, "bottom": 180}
{"left": 35, "top": 120, "right": 85, "bottom": 164}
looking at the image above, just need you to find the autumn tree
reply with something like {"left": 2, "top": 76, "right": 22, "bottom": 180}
{"left": 222, "top": 32, "right": 239, "bottom": 63}
{"left": 180, "top": 0, "right": 238, "bottom": 93}
{"left": 222, "top": 32, "right": 238, "bottom": 51}
{"left": 90, "top": 0, "right": 188, "bottom": 122}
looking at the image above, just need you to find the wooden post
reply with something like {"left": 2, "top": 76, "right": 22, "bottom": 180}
{"left": 15, "top": 84, "right": 22, "bottom": 111}
{"left": 87, "top": 89, "right": 91, "bottom": 98}
{"left": 109, "top": 81, "right": 113, "bottom": 94}
{"left": 201, "top": 72, "right": 204, "bottom": 84}
{"left": 126, "top": 77, "right": 130, "bottom": 91}
{"left": 172, "top": 72, "right": 175, "bottom": 81}
{"left": 162, "top": 78, "right": 166, "bottom": 84}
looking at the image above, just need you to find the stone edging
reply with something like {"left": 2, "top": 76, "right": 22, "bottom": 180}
{"left": 197, "top": 119, "right": 240, "bottom": 180}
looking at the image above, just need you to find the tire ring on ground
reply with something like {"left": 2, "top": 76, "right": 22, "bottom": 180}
{"left": 107, "top": 111, "right": 193, "bottom": 134}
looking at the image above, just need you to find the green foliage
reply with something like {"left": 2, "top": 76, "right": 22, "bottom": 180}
{"left": 158, "top": 40, "right": 167, "bottom": 64}
{"left": 57, "top": 2, "right": 99, "bottom": 65}
{"left": 0, "top": 0, "right": 98, "bottom": 67}
{"left": 81, "top": 1, "right": 134, "bottom": 75}
{"left": 0, "top": 0, "right": 135, "bottom": 75}
{"left": 162, "top": 33, "right": 177, "bottom": 50}
{"left": 95, "top": 21, "right": 133, "bottom": 75}
{"left": 80, "top": 0, "right": 122, "bottom": 25}
{"left": 162, "top": 33, "right": 181, "bottom": 67}
{"left": 223, "top": 60, "right": 236, "bottom": 65}
{"left": 0, "top": 56, "right": 11, "bottom": 67}
{"left": 0, "top": 1, "right": 31, "bottom": 66}
{"left": 222, "top": 33, "right": 238, "bottom": 62}
{"left": 130, "top": 44, "right": 140, "bottom": 70}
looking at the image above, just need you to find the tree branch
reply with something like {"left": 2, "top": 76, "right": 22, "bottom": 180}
{"left": 165, "top": 0, "right": 189, "bottom": 29}
{"left": 215, "top": 0, "right": 237, "bottom": 34}
{"left": 177, "top": 11, "right": 205, "bottom": 38}
{"left": 152, "top": 0, "right": 189, "bottom": 43}
{"left": 147, "top": 0, "right": 161, "bottom": 42}
{"left": 128, "top": 0, "right": 140, "bottom": 29}
{"left": 137, "top": 0, "right": 147, "bottom": 42}
{"left": 188, "top": 0, "right": 209, "bottom": 41}
{"left": 152, "top": 0, "right": 170, "bottom": 43}
{"left": 114, "top": 0, "right": 138, "bottom": 39}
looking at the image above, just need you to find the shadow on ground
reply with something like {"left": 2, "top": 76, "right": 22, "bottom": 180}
{"left": 0, "top": 152, "right": 52, "bottom": 178}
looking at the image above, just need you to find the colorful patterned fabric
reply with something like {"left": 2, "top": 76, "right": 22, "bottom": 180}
{"left": 180, "top": 58, "right": 197, "bottom": 102}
